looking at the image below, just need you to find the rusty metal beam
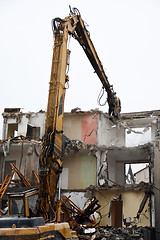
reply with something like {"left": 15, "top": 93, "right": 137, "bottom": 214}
{"left": 10, "top": 163, "right": 31, "bottom": 187}
{"left": 0, "top": 171, "right": 14, "bottom": 199}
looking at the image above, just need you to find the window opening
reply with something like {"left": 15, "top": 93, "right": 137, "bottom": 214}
{"left": 28, "top": 194, "right": 38, "bottom": 217}
{"left": 7, "top": 123, "right": 18, "bottom": 138}
{"left": 125, "top": 163, "right": 149, "bottom": 184}
{"left": 125, "top": 127, "right": 151, "bottom": 147}
{"left": 9, "top": 198, "right": 24, "bottom": 216}
{"left": 26, "top": 124, "right": 40, "bottom": 140}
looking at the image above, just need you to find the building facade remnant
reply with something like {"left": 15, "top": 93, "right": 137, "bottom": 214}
{"left": 1, "top": 108, "right": 160, "bottom": 238}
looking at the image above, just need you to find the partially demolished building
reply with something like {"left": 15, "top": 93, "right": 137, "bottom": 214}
{"left": 1, "top": 108, "right": 160, "bottom": 238}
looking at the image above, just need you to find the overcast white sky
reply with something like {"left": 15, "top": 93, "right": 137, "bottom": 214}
{"left": 0, "top": 0, "right": 160, "bottom": 139}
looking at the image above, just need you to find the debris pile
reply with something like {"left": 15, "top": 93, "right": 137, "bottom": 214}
{"left": 60, "top": 195, "right": 101, "bottom": 230}
{"left": 0, "top": 135, "right": 41, "bottom": 156}
{"left": 78, "top": 226, "right": 155, "bottom": 240}
{"left": 64, "top": 139, "right": 98, "bottom": 156}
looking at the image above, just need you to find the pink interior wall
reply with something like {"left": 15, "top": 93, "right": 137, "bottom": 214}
{"left": 82, "top": 113, "right": 99, "bottom": 145}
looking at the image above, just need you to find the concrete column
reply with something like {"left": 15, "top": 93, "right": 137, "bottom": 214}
{"left": 153, "top": 143, "right": 160, "bottom": 239}
{"left": 116, "top": 162, "right": 125, "bottom": 185}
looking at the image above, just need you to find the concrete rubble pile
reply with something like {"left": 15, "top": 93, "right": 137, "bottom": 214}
{"left": 78, "top": 226, "right": 155, "bottom": 240}
{"left": 63, "top": 139, "right": 106, "bottom": 157}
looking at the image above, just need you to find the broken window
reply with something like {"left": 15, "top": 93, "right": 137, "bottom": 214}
{"left": 9, "top": 198, "right": 24, "bottom": 216}
{"left": 125, "top": 127, "right": 151, "bottom": 147}
{"left": 7, "top": 123, "right": 18, "bottom": 138}
{"left": 26, "top": 124, "right": 40, "bottom": 141}
{"left": 125, "top": 163, "right": 149, "bottom": 184}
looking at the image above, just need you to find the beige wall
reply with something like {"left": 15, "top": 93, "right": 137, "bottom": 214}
{"left": 62, "top": 150, "right": 96, "bottom": 189}
{"left": 63, "top": 114, "right": 82, "bottom": 140}
{"left": 96, "top": 190, "right": 150, "bottom": 227}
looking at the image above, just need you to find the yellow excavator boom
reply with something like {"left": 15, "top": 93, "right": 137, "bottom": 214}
{"left": 37, "top": 7, "right": 120, "bottom": 221}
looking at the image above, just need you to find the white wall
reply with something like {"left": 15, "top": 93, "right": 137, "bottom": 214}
{"left": 28, "top": 112, "right": 46, "bottom": 139}
{"left": 2, "top": 111, "right": 46, "bottom": 140}
{"left": 97, "top": 113, "right": 125, "bottom": 147}
{"left": 18, "top": 115, "right": 28, "bottom": 136}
